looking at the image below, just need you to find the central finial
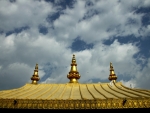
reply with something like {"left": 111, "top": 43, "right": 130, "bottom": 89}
{"left": 31, "top": 63, "right": 40, "bottom": 84}
{"left": 108, "top": 62, "right": 117, "bottom": 82}
{"left": 67, "top": 54, "right": 80, "bottom": 83}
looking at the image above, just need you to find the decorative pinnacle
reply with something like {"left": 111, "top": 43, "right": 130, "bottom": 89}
{"left": 31, "top": 63, "right": 40, "bottom": 84}
{"left": 108, "top": 62, "right": 117, "bottom": 82}
{"left": 67, "top": 54, "right": 80, "bottom": 83}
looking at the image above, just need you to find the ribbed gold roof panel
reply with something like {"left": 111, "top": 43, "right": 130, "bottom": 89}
{"left": 49, "top": 85, "right": 66, "bottom": 99}
{"left": 0, "top": 82, "right": 150, "bottom": 109}
{"left": 135, "top": 90, "right": 150, "bottom": 95}
{"left": 86, "top": 84, "right": 106, "bottom": 99}
{"left": 46, "top": 84, "right": 61, "bottom": 99}
{"left": 18, "top": 84, "right": 42, "bottom": 99}
{"left": 94, "top": 84, "right": 118, "bottom": 99}
{"left": 0, "top": 84, "right": 34, "bottom": 98}
{"left": 37, "top": 85, "right": 53, "bottom": 99}
{"left": 0, "top": 82, "right": 150, "bottom": 100}
{"left": 71, "top": 84, "right": 82, "bottom": 99}
{"left": 116, "top": 83, "right": 150, "bottom": 97}
{"left": 108, "top": 84, "right": 138, "bottom": 98}
{"left": 29, "top": 85, "right": 52, "bottom": 99}
{"left": 79, "top": 84, "right": 94, "bottom": 99}
{"left": 101, "top": 84, "right": 125, "bottom": 98}
{"left": 61, "top": 84, "right": 72, "bottom": 99}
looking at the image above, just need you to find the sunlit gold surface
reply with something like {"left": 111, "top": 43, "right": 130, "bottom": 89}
{"left": 0, "top": 82, "right": 150, "bottom": 109}
{"left": 70, "top": 78, "right": 78, "bottom": 83}
{"left": 108, "top": 62, "right": 117, "bottom": 82}
{"left": 31, "top": 64, "right": 40, "bottom": 84}
{"left": 67, "top": 54, "right": 80, "bottom": 83}
{"left": 0, "top": 57, "right": 150, "bottom": 109}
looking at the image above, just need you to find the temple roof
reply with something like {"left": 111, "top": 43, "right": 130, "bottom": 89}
{"left": 0, "top": 54, "right": 150, "bottom": 109}
{"left": 0, "top": 82, "right": 150, "bottom": 100}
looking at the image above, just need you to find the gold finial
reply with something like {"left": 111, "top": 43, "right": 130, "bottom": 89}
{"left": 67, "top": 54, "right": 80, "bottom": 83}
{"left": 31, "top": 63, "right": 40, "bottom": 84}
{"left": 108, "top": 62, "right": 117, "bottom": 82}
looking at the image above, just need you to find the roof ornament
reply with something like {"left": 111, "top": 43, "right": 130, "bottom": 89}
{"left": 108, "top": 62, "right": 117, "bottom": 82}
{"left": 67, "top": 54, "right": 80, "bottom": 83}
{"left": 31, "top": 63, "right": 40, "bottom": 84}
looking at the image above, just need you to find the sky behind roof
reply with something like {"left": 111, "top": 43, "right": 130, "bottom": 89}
{"left": 0, "top": 0, "right": 150, "bottom": 90}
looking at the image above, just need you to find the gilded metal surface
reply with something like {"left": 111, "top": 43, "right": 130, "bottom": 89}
{"left": 1, "top": 82, "right": 150, "bottom": 100}
{"left": 0, "top": 82, "right": 150, "bottom": 109}
{"left": 0, "top": 98, "right": 150, "bottom": 109}
{"left": 67, "top": 54, "right": 81, "bottom": 83}
{"left": 108, "top": 62, "right": 117, "bottom": 82}
{"left": 0, "top": 58, "right": 150, "bottom": 109}
{"left": 31, "top": 64, "right": 40, "bottom": 84}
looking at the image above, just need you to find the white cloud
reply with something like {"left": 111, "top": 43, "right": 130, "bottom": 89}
{"left": 0, "top": 56, "right": 44, "bottom": 90}
{"left": 0, "top": 0, "right": 150, "bottom": 90}
{"left": 0, "top": 62, "right": 33, "bottom": 89}
{"left": 0, "top": 0, "right": 56, "bottom": 32}
{"left": 119, "top": 57, "right": 150, "bottom": 90}
{"left": 41, "top": 78, "right": 57, "bottom": 83}
{"left": 0, "top": 27, "right": 72, "bottom": 89}
{"left": 46, "top": 39, "right": 140, "bottom": 84}
{"left": 133, "top": 58, "right": 150, "bottom": 89}
{"left": 119, "top": 79, "right": 136, "bottom": 88}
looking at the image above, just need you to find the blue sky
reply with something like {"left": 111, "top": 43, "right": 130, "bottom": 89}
{"left": 0, "top": 0, "right": 150, "bottom": 90}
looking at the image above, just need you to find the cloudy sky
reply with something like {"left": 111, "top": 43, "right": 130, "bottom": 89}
{"left": 0, "top": 0, "right": 150, "bottom": 90}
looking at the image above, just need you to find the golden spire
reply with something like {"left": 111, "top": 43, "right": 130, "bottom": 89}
{"left": 108, "top": 62, "right": 117, "bottom": 82}
{"left": 67, "top": 54, "right": 80, "bottom": 83}
{"left": 31, "top": 63, "right": 40, "bottom": 84}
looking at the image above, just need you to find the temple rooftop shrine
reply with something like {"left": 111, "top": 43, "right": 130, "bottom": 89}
{"left": 0, "top": 54, "right": 150, "bottom": 109}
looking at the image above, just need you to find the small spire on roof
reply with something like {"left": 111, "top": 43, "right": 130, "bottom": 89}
{"left": 108, "top": 62, "right": 117, "bottom": 82}
{"left": 31, "top": 63, "right": 40, "bottom": 84}
{"left": 67, "top": 54, "right": 80, "bottom": 83}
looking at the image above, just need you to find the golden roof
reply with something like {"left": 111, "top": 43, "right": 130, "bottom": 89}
{"left": 0, "top": 54, "right": 150, "bottom": 109}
